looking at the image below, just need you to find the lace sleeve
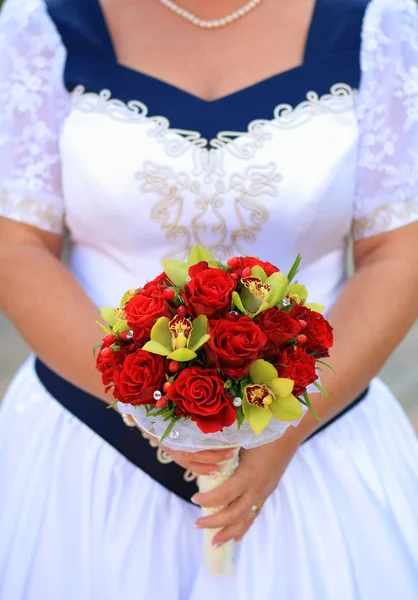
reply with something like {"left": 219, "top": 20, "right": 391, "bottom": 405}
{"left": 0, "top": 0, "right": 69, "bottom": 234}
{"left": 353, "top": 0, "right": 418, "bottom": 240}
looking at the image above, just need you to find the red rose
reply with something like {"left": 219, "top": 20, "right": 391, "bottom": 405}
{"left": 166, "top": 366, "right": 236, "bottom": 433}
{"left": 205, "top": 315, "right": 267, "bottom": 379}
{"left": 124, "top": 285, "right": 172, "bottom": 345}
{"left": 143, "top": 272, "right": 170, "bottom": 290}
{"left": 256, "top": 308, "right": 301, "bottom": 359}
{"left": 274, "top": 346, "right": 318, "bottom": 397}
{"left": 227, "top": 256, "right": 280, "bottom": 278}
{"left": 113, "top": 350, "right": 166, "bottom": 405}
{"left": 290, "top": 306, "right": 334, "bottom": 358}
{"left": 96, "top": 343, "right": 126, "bottom": 391}
{"left": 183, "top": 266, "right": 236, "bottom": 319}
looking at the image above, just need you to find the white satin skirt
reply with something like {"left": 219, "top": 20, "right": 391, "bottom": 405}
{"left": 0, "top": 357, "right": 417, "bottom": 600}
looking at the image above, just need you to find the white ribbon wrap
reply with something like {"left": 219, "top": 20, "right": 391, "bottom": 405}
{"left": 196, "top": 448, "right": 240, "bottom": 576}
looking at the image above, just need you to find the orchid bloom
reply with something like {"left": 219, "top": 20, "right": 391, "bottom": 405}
{"left": 142, "top": 315, "right": 210, "bottom": 361}
{"left": 243, "top": 359, "right": 303, "bottom": 434}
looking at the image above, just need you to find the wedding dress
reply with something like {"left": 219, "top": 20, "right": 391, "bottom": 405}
{"left": 0, "top": 0, "right": 417, "bottom": 598}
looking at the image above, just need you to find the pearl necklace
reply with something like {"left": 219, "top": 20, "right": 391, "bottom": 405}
{"left": 159, "top": 0, "right": 264, "bottom": 29}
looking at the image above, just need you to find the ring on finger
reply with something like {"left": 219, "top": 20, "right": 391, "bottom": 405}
{"left": 250, "top": 504, "right": 260, "bottom": 516}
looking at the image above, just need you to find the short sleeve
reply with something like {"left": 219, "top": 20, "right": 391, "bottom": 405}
{"left": 353, "top": 0, "right": 418, "bottom": 240}
{"left": 0, "top": 0, "right": 69, "bottom": 234}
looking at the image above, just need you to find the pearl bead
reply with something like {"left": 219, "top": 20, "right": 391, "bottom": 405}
{"left": 159, "top": 0, "right": 264, "bottom": 30}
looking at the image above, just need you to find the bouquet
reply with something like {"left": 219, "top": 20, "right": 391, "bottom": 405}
{"left": 95, "top": 246, "right": 333, "bottom": 575}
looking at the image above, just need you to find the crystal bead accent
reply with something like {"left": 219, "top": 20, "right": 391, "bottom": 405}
{"left": 233, "top": 397, "right": 243, "bottom": 407}
{"left": 126, "top": 330, "right": 134, "bottom": 340}
{"left": 159, "top": 0, "right": 264, "bottom": 29}
{"left": 153, "top": 390, "right": 162, "bottom": 401}
{"left": 282, "top": 298, "right": 290, "bottom": 307}
{"left": 169, "top": 429, "right": 180, "bottom": 439}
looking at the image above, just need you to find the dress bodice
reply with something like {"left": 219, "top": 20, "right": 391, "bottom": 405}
{"left": 0, "top": 0, "right": 417, "bottom": 312}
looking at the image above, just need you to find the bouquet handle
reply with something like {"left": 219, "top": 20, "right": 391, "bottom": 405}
{"left": 196, "top": 447, "right": 240, "bottom": 576}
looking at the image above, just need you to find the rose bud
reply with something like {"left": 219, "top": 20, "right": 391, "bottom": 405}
{"left": 241, "top": 267, "right": 252, "bottom": 278}
{"left": 103, "top": 333, "right": 116, "bottom": 345}
{"left": 156, "top": 397, "right": 169, "bottom": 409}
{"left": 298, "top": 319, "right": 308, "bottom": 329}
{"left": 227, "top": 257, "right": 239, "bottom": 270}
{"left": 177, "top": 305, "right": 188, "bottom": 317}
{"left": 119, "top": 330, "right": 134, "bottom": 342}
{"left": 100, "top": 347, "right": 113, "bottom": 358}
{"left": 298, "top": 334, "right": 308, "bottom": 343}
{"left": 168, "top": 361, "right": 180, "bottom": 373}
{"left": 163, "top": 288, "right": 176, "bottom": 301}
{"left": 163, "top": 381, "right": 172, "bottom": 393}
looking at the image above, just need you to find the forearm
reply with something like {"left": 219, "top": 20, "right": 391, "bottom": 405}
{"left": 0, "top": 243, "right": 108, "bottom": 401}
{"left": 284, "top": 252, "right": 418, "bottom": 447}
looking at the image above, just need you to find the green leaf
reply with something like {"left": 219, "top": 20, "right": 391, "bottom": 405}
{"left": 303, "top": 391, "right": 321, "bottom": 420}
{"left": 270, "top": 394, "right": 303, "bottom": 421}
{"left": 249, "top": 359, "right": 278, "bottom": 384}
{"left": 106, "top": 400, "right": 119, "bottom": 410}
{"left": 95, "top": 321, "right": 112, "bottom": 335}
{"left": 313, "top": 380, "right": 328, "bottom": 398}
{"left": 93, "top": 342, "right": 103, "bottom": 358}
{"left": 236, "top": 405, "right": 245, "bottom": 429}
{"left": 287, "top": 283, "right": 308, "bottom": 302}
{"left": 316, "top": 359, "right": 336, "bottom": 375}
{"left": 160, "top": 418, "right": 180, "bottom": 444}
{"left": 162, "top": 259, "right": 188, "bottom": 288}
{"left": 247, "top": 404, "right": 272, "bottom": 435}
{"left": 113, "top": 320, "right": 130, "bottom": 334}
{"left": 224, "top": 380, "right": 233, "bottom": 390}
{"left": 187, "top": 245, "right": 215, "bottom": 266}
{"left": 287, "top": 254, "right": 302, "bottom": 283}
{"left": 150, "top": 316, "right": 172, "bottom": 346}
{"left": 251, "top": 265, "right": 267, "bottom": 281}
{"left": 189, "top": 315, "right": 208, "bottom": 349}
{"left": 305, "top": 303, "right": 325, "bottom": 313}
{"left": 100, "top": 308, "right": 118, "bottom": 327}
{"left": 142, "top": 340, "right": 171, "bottom": 356}
{"left": 232, "top": 291, "right": 250, "bottom": 315}
{"left": 269, "top": 377, "right": 294, "bottom": 398}
{"left": 167, "top": 348, "right": 197, "bottom": 362}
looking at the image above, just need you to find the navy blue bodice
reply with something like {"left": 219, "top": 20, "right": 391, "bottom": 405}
{"left": 46, "top": 0, "right": 370, "bottom": 140}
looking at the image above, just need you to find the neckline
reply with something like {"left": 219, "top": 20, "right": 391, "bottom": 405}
{"left": 89, "top": 0, "right": 324, "bottom": 104}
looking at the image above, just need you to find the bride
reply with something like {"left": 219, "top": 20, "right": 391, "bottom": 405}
{"left": 0, "top": 0, "right": 417, "bottom": 598}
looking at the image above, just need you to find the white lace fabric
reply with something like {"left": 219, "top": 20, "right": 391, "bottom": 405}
{"left": 354, "top": 0, "right": 418, "bottom": 239}
{"left": 0, "top": 0, "right": 68, "bottom": 234}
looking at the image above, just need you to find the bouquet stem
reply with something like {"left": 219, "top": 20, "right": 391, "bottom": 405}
{"left": 197, "top": 447, "right": 240, "bottom": 576}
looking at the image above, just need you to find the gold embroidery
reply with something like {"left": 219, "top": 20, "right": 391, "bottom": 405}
{"left": 0, "top": 188, "right": 62, "bottom": 232}
{"left": 353, "top": 199, "right": 418, "bottom": 239}
{"left": 137, "top": 162, "right": 275, "bottom": 262}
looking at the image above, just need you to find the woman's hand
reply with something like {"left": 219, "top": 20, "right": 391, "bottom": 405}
{"left": 191, "top": 436, "right": 299, "bottom": 547}
{"left": 139, "top": 428, "right": 237, "bottom": 476}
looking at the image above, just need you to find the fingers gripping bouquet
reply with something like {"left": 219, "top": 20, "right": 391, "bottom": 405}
{"left": 96, "top": 246, "right": 333, "bottom": 575}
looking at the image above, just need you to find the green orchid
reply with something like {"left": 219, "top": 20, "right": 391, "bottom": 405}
{"left": 243, "top": 359, "right": 303, "bottom": 435}
{"left": 98, "top": 290, "right": 136, "bottom": 335}
{"left": 285, "top": 282, "right": 325, "bottom": 313}
{"left": 232, "top": 265, "right": 289, "bottom": 316}
{"left": 142, "top": 314, "right": 210, "bottom": 362}
{"left": 162, "top": 245, "right": 225, "bottom": 288}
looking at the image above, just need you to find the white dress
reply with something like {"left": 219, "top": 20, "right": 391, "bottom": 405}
{"left": 0, "top": 0, "right": 418, "bottom": 598}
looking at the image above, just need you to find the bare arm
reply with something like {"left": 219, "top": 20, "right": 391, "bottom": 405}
{"left": 0, "top": 218, "right": 108, "bottom": 401}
